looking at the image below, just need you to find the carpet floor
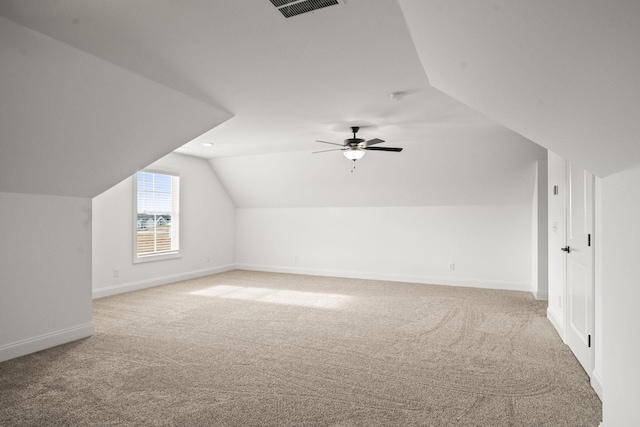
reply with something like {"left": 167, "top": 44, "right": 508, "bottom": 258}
{"left": 1, "top": 270, "right": 602, "bottom": 426}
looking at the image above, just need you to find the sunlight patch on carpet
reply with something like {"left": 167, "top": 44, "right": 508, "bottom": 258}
{"left": 189, "top": 285, "right": 351, "bottom": 309}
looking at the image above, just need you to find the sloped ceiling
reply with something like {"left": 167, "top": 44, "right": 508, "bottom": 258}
{"left": 0, "top": 16, "right": 232, "bottom": 198}
{"left": 0, "top": 0, "right": 546, "bottom": 206}
{"left": 212, "top": 122, "right": 544, "bottom": 208}
{"left": 398, "top": 0, "right": 640, "bottom": 177}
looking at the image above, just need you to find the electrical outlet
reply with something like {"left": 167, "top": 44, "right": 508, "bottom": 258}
{"left": 206, "top": 256, "right": 211, "bottom": 263}
{"left": 294, "top": 255, "right": 299, "bottom": 262}
{"left": 113, "top": 268, "right": 120, "bottom": 277}
{"left": 449, "top": 262, "right": 455, "bottom": 271}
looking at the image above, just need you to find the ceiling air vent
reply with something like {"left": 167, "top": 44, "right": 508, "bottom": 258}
{"left": 270, "top": 0, "right": 343, "bottom": 18}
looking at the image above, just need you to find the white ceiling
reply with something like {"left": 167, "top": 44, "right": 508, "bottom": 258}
{"left": 0, "top": 16, "right": 231, "bottom": 198}
{"left": 0, "top": 0, "right": 495, "bottom": 157}
{"left": 0, "top": 0, "right": 553, "bottom": 205}
{"left": 398, "top": 0, "right": 640, "bottom": 177}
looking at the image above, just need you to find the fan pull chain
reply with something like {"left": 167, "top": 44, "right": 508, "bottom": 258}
{"left": 351, "top": 160, "right": 356, "bottom": 173}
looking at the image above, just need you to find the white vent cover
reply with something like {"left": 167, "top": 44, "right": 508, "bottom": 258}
{"left": 270, "top": 0, "right": 344, "bottom": 18}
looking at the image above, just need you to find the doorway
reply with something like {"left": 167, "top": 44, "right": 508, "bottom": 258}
{"left": 564, "top": 162, "right": 595, "bottom": 375}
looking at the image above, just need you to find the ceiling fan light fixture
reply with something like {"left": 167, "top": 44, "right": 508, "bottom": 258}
{"left": 343, "top": 149, "right": 365, "bottom": 161}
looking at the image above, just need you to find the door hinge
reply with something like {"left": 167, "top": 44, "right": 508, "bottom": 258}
{"left": 588, "top": 234, "right": 591, "bottom": 247}
{"left": 588, "top": 335, "right": 591, "bottom": 348}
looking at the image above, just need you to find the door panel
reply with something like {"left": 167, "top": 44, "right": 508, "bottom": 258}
{"left": 565, "top": 163, "right": 594, "bottom": 374}
{"left": 568, "top": 168, "right": 586, "bottom": 240}
{"left": 568, "top": 258, "right": 587, "bottom": 338}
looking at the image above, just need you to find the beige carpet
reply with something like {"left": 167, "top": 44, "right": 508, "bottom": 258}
{"left": 0, "top": 270, "right": 601, "bottom": 426}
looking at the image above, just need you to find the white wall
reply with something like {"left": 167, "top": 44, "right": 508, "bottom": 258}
{"left": 237, "top": 205, "right": 532, "bottom": 291}
{"left": 531, "top": 159, "right": 549, "bottom": 300}
{"left": 92, "top": 153, "right": 236, "bottom": 298}
{"left": 593, "top": 176, "right": 604, "bottom": 399}
{"left": 547, "top": 151, "right": 566, "bottom": 336}
{"left": 0, "top": 192, "right": 94, "bottom": 362}
{"left": 602, "top": 164, "right": 640, "bottom": 427}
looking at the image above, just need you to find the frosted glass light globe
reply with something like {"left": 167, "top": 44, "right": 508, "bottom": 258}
{"left": 343, "top": 149, "right": 365, "bottom": 161}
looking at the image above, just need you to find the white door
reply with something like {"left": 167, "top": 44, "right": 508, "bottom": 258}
{"left": 564, "top": 162, "right": 594, "bottom": 374}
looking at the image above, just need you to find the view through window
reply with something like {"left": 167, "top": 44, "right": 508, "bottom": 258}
{"left": 135, "top": 171, "right": 180, "bottom": 259}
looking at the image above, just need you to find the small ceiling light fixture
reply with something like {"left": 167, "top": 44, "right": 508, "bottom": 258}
{"left": 343, "top": 148, "right": 365, "bottom": 161}
{"left": 201, "top": 142, "right": 214, "bottom": 147}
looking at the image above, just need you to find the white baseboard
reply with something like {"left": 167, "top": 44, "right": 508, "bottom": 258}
{"left": 235, "top": 264, "right": 531, "bottom": 292}
{"left": 547, "top": 307, "right": 566, "bottom": 343}
{"left": 591, "top": 368, "right": 603, "bottom": 401}
{"left": 0, "top": 322, "right": 95, "bottom": 363}
{"left": 92, "top": 264, "right": 236, "bottom": 299}
{"left": 532, "top": 290, "right": 548, "bottom": 300}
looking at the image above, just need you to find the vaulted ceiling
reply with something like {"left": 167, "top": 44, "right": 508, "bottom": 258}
{"left": 0, "top": 15, "right": 231, "bottom": 198}
{"left": 398, "top": 0, "right": 640, "bottom": 177}
{"left": 3, "top": 1, "right": 634, "bottom": 205}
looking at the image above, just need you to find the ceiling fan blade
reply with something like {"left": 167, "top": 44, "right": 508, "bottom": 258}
{"left": 365, "top": 138, "right": 385, "bottom": 147}
{"left": 364, "top": 146, "right": 403, "bottom": 152}
{"left": 312, "top": 148, "right": 346, "bottom": 154}
{"left": 316, "top": 140, "right": 345, "bottom": 147}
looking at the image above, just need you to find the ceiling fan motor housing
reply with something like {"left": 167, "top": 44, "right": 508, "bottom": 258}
{"left": 345, "top": 137, "right": 365, "bottom": 147}
{"left": 346, "top": 126, "right": 364, "bottom": 147}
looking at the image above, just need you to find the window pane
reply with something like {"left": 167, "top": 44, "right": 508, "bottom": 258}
{"left": 135, "top": 171, "right": 179, "bottom": 258}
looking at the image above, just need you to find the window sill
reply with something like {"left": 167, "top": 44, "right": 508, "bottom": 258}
{"left": 133, "top": 251, "right": 182, "bottom": 264}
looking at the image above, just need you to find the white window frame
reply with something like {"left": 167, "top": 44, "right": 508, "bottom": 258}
{"left": 133, "top": 169, "right": 181, "bottom": 263}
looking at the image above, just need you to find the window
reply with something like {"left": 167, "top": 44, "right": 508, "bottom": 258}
{"left": 134, "top": 171, "right": 180, "bottom": 262}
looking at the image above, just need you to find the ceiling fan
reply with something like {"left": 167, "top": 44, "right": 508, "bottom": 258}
{"left": 314, "top": 126, "right": 403, "bottom": 162}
